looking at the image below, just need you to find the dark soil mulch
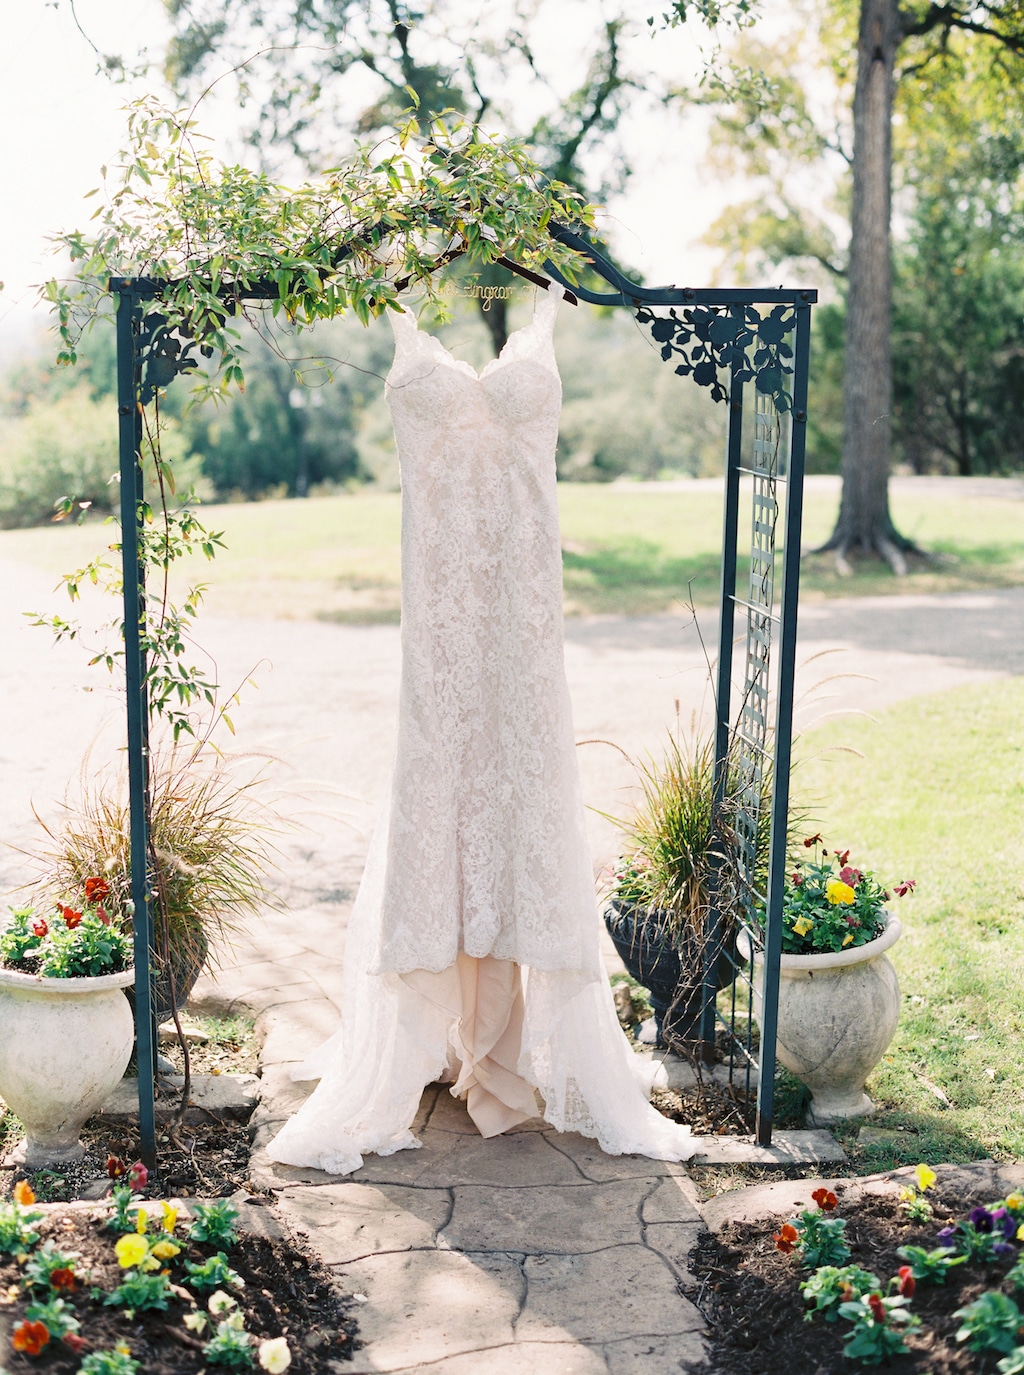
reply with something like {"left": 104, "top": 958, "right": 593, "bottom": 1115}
{"left": 687, "top": 1182, "right": 1021, "bottom": 1374}
{"left": 1, "top": 1115, "right": 261, "bottom": 1207}
{"left": 0, "top": 1202, "right": 358, "bottom": 1372}
{"left": 653, "top": 1078, "right": 755, "bottom": 1136}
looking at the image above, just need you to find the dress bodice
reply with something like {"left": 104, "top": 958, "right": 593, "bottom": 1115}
{"left": 375, "top": 286, "right": 598, "bottom": 976}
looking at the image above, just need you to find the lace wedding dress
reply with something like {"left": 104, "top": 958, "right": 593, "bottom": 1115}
{"left": 266, "top": 285, "right": 695, "bottom": 1174}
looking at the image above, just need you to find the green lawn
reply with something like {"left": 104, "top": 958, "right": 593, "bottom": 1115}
{"left": 4, "top": 479, "right": 1024, "bottom": 620}
{"left": 790, "top": 677, "right": 1024, "bottom": 1168}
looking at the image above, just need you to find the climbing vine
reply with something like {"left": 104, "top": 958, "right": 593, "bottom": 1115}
{"left": 43, "top": 98, "right": 594, "bottom": 397}
{"left": 34, "top": 99, "right": 593, "bottom": 742}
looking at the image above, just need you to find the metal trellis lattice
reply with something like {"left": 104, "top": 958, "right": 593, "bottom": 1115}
{"left": 110, "top": 231, "right": 814, "bottom": 1164}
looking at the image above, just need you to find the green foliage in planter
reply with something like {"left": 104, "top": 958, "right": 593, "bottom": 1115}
{"left": 0, "top": 908, "right": 43, "bottom": 965}
{"left": 0, "top": 902, "right": 132, "bottom": 978}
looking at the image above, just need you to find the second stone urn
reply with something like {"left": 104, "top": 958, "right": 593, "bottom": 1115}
{"left": 739, "top": 916, "right": 902, "bottom": 1124}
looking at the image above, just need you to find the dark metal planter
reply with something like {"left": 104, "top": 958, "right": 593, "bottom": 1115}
{"left": 125, "top": 938, "right": 208, "bottom": 1029}
{"left": 604, "top": 898, "right": 734, "bottom": 1049}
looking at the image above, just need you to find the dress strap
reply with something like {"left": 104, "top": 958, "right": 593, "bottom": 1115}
{"left": 533, "top": 282, "right": 565, "bottom": 335}
{"left": 388, "top": 305, "right": 419, "bottom": 348}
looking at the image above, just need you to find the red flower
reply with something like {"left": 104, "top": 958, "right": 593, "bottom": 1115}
{"left": 811, "top": 1187, "right": 838, "bottom": 1212}
{"left": 774, "top": 1222, "right": 799, "bottom": 1253}
{"left": 12, "top": 1321, "right": 50, "bottom": 1355}
{"left": 893, "top": 879, "right": 916, "bottom": 897}
{"left": 50, "top": 1267, "right": 77, "bottom": 1292}
{"left": 803, "top": 834, "right": 822, "bottom": 848}
{"left": 62, "top": 1333, "right": 86, "bottom": 1355}
{"left": 127, "top": 1160, "right": 148, "bottom": 1191}
{"left": 31, "top": 918, "right": 48, "bottom": 939}
{"left": 867, "top": 1293, "right": 887, "bottom": 1325}
{"left": 837, "top": 849, "right": 851, "bottom": 866}
{"left": 96, "top": 905, "right": 111, "bottom": 925}
{"left": 791, "top": 871, "right": 803, "bottom": 885}
{"left": 84, "top": 876, "right": 110, "bottom": 902}
{"left": 896, "top": 1266, "right": 915, "bottom": 1297}
{"left": 838, "top": 865, "right": 862, "bottom": 886}
{"left": 106, "top": 1154, "right": 126, "bottom": 1179}
{"left": 58, "top": 905, "right": 83, "bottom": 929}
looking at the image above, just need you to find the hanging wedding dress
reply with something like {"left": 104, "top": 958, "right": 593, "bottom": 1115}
{"left": 266, "top": 284, "right": 695, "bottom": 1174}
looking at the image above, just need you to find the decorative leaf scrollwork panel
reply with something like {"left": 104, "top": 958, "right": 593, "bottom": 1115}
{"left": 136, "top": 313, "right": 213, "bottom": 406}
{"left": 635, "top": 303, "right": 796, "bottom": 412}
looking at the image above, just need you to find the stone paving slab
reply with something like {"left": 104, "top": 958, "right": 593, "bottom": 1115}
{"left": 444, "top": 1179, "right": 679, "bottom": 1255}
{"left": 688, "top": 1129, "right": 847, "bottom": 1166}
{"left": 98, "top": 1072, "right": 259, "bottom": 1124}
{"left": 336, "top": 1248, "right": 523, "bottom": 1372}
{"left": 518, "top": 1246, "right": 703, "bottom": 1342}
{"left": 278, "top": 1183, "right": 451, "bottom": 1263}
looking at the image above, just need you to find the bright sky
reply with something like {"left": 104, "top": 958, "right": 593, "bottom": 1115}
{"left": 0, "top": 0, "right": 757, "bottom": 358}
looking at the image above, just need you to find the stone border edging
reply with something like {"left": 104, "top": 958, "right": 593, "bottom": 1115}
{"left": 698, "top": 1159, "right": 1024, "bottom": 1234}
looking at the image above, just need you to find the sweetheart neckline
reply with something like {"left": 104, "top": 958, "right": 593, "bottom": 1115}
{"left": 392, "top": 286, "right": 561, "bottom": 382}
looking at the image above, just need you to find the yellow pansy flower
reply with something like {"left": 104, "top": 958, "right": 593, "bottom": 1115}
{"left": 135, "top": 1209, "right": 148, "bottom": 1235}
{"left": 1005, "top": 1192, "right": 1023, "bottom": 1211}
{"left": 792, "top": 916, "right": 814, "bottom": 937}
{"left": 842, "top": 932, "right": 854, "bottom": 946}
{"left": 161, "top": 1203, "right": 178, "bottom": 1234}
{"left": 1018, "top": 1223, "right": 1024, "bottom": 1242}
{"left": 826, "top": 878, "right": 856, "bottom": 906}
{"left": 914, "top": 1163, "right": 937, "bottom": 1193}
{"left": 115, "top": 1233, "right": 149, "bottom": 1269}
{"left": 151, "top": 1240, "right": 180, "bottom": 1261}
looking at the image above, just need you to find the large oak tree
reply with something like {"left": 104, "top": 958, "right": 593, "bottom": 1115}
{"left": 666, "top": 0, "right": 1024, "bottom": 571}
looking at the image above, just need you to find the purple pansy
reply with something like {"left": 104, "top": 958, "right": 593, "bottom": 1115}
{"left": 968, "top": 1206, "right": 994, "bottom": 1233}
{"left": 937, "top": 1226, "right": 958, "bottom": 1248}
{"left": 990, "top": 1208, "right": 1018, "bottom": 1241}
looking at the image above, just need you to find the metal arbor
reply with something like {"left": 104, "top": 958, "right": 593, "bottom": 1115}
{"left": 110, "top": 240, "right": 815, "bottom": 1165}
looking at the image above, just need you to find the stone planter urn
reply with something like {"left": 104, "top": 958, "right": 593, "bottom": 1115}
{"left": 0, "top": 966, "right": 135, "bottom": 1167}
{"left": 738, "top": 916, "right": 902, "bottom": 1125}
{"left": 604, "top": 899, "right": 735, "bottom": 1048}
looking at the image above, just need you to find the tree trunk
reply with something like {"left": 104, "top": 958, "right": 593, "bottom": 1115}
{"left": 819, "top": 0, "right": 914, "bottom": 574}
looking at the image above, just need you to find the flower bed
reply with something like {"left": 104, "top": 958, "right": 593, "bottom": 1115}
{"left": 688, "top": 1168, "right": 1024, "bottom": 1374}
{"left": 0, "top": 1178, "right": 357, "bottom": 1373}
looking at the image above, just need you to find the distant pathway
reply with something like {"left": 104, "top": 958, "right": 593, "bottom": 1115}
{"left": 3, "top": 560, "right": 1023, "bottom": 1372}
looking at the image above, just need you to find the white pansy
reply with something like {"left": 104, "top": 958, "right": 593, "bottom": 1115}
{"left": 258, "top": 1336, "right": 292, "bottom": 1372}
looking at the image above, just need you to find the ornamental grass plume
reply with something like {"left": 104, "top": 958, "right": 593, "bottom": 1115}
{"left": 32, "top": 747, "right": 281, "bottom": 976}
{"left": 605, "top": 726, "right": 801, "bottom": 942}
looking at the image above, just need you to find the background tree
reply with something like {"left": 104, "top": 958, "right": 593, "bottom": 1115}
{"left": 683, "top": 0, "right": 1024, "bottom": 571}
